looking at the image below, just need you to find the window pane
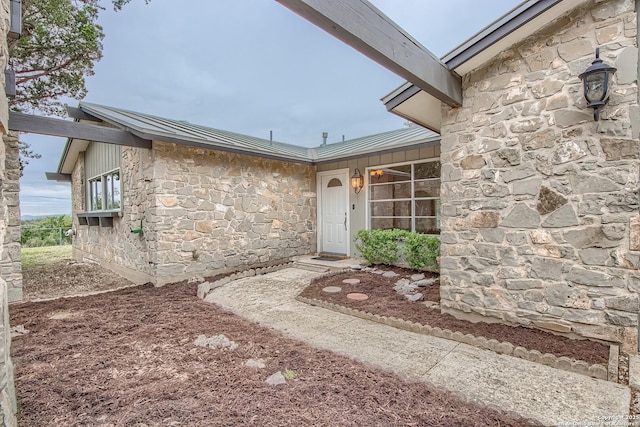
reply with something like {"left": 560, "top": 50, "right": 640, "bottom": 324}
{"left": 375, "top": 165, "right": 411, "bottom": 183}
{"left": 414, "top": 161, "right": 441, "bottom": 179}
{"left": 414, "top": 179, "right": 440, "bottom": 198}
{"left": 106, "top": 174, "right": 113, "bottom": 209}
{"left": 91, "top": 179, "right": 102, "bottom": 210}
{"left": 370, "top": 182, "right": 411, "bottom": 200}
{"left": 113, "top": 172, "right": 121, "bottom": 209}
{"left": 415, "top": 217, "right": 440, "bottom": 234}
{"left": 371, "top": 217, "right": 411, "bottom": 231}
{"left": 415, "top": 199, "right": 439, "bottom": 217}
{"left": 370, "top": 200, "right": 411, "bottom": 217}
{"left": 327, "top": 178, "right": 342, "bottom": 187}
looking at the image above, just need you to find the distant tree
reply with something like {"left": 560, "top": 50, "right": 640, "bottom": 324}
{"left": 18, "top": 140, "right": 41, "bottom": 173}
{"left": 112, "top": 0, "right": 150, "bottom": 11}
{"left": 9, "top": 0, "right": 144, "bottom": 171}
{"left": 21, "top": 215, "right": 72, "bottom": 247}
{"left": 9, "top": 0, "right": 104, "bottom": 116}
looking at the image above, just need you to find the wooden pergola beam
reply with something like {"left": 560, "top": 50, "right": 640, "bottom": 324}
{"left": 8, "top": 111, "right": 152, "bottom": 148}
{"left": 276, "top": 0, "right": 462, "bottom": 106}
{"left": 66, "top": 106, "right": 101, "bottom": 122}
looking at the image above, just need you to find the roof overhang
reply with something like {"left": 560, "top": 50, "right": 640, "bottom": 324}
{"left": 382, "top": 0, "right": 588, "bottom": 131}
{"left": 57, "top": 138, "right": 90, "bottom": 175}
{"left": 381, "top": 83, "right": 441, "bottom": 133}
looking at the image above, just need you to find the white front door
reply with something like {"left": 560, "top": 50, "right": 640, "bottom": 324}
{"left": 320, "top": 172, "right": 348, "bottom": 255}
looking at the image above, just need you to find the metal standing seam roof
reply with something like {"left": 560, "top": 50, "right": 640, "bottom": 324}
{"left": 65, "top": 102, "right": 439, "bottom": 168}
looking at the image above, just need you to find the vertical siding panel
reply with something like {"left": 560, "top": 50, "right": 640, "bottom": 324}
{"left": 85, "top": 142, "right": 122, "bottom": 178}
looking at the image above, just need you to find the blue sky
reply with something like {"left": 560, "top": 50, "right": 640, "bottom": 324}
{"left": 19, "top": 0, "right": 522, "bottom": 217}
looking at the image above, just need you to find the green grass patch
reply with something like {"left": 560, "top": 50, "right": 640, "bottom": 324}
{"left": 21, "top": 245, "right": 72, "bottom": 270}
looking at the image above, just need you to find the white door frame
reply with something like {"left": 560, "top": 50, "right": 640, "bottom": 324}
{"left": 317, "top": 168, "right": 351, "bottom": 256}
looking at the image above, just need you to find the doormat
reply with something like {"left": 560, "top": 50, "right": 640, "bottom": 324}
{"left": 312, "top": 256, "right": 341, "bottom": 261}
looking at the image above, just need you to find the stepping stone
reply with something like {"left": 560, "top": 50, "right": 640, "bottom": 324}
{"left": 406, "top": 293, "right": 424, "bottom": 302}
{"left": 347, "top": 293, "right": 369, "bottom": 301}
{"left": 322, "top": 286, "right": 342, "bottom": 294}
{"left": 265, "top": 371, "right": 287, "bottom": 386}
{"left": 342, "top": 278, "right": 360, "bottom": 285}
{"left": 423, "top": 301, "right": 440, "bottom": 309}
{"left": 415, "top": 278, "right": 436, "bottom": 287}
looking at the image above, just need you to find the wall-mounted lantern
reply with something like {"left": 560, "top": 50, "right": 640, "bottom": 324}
{"left": 579, "top": 48, "right": 616, "bottom": 121}
{"left": 351, "top": 169, "right": 363, "bottom": 194}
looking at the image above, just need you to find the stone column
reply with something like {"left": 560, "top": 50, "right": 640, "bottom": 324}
{"left": 0, "top": 0, "right": 18, "bottom": 424}
{"left": 1, "top": 132, "right": 21, "bottom": 303}
{"left": 438, "top": 0, "right": 640, "bottom": 353}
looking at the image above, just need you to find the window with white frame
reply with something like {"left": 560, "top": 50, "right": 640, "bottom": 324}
{"left": 368, "top": 159, "right": 440, "bottom": 234}
{"left": 88, "top": 169, "right": 121, "bottom": 211}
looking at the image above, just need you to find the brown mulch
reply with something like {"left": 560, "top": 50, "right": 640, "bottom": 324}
{"left": 22, "top": 258, "right": 135, "bottom": 301}
{"left": 299, "top": 266, "right": 610, "bottom": 366}
{"left": 10, "top": 281, "right": 539, "bottom": 426}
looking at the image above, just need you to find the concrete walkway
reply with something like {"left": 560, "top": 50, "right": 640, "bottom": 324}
{"left": 204, "top": 267, "right": 630, "bottom": 426}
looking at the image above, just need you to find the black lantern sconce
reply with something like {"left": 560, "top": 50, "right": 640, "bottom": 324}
{"left": 579, "top": 48, "right": 617, "bottom": 121}
{"left": 351, "top": 169, "right": 364, "bottom": 194}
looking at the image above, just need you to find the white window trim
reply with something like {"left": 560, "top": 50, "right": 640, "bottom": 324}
{"left": 365, "top": 158, "right": 440, "bottom": 235}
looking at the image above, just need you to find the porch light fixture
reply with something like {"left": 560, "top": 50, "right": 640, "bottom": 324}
{"left": 579, "top": 48, "right": 616, "bottom": 121}
{"left": 370, "top": 169, "right": 384, "bottom": 179}
{"left": 351, "top": 169, "right": 364, "bottom": 194}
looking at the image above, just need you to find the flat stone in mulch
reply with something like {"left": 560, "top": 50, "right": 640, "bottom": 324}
{"left": 342, "top": 278, "right": 360, "bottom": 285}
{"left": 300, "top": 266, "right": 609, "bottom": 366}
{"left": 322, "top": 286, "right": 342, "bottom": 294}
{"left": 346, "top": 293, "right": 369, "bottom": 301}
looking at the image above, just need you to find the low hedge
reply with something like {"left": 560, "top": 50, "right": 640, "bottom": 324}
{"left": 354, "top": 229, "right": 440, "bottom": 271}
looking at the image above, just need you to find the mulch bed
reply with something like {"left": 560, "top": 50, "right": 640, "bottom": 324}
{"left": 11, "top": 281, "right": 539, "bottom": 426}
{"left": 299, "top": 266, "right": 610, "bottom": 366}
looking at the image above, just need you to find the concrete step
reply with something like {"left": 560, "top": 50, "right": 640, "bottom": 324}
{"left": 292, "top": 261, "right": 331, "bottom": 273}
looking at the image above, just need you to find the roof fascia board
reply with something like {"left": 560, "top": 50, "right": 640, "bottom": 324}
{"left": 45, "top": 172, "right": 72, "bottom": 182}
{"left": 443, "top": 0, "right": 586, "bottom": 74}
{"left": 276, "top": 0, "right": 462, "bottom": 106}
{"left": 9, "top": 111, "right": 151, "bottom": 149}
{"left": 382, "top": 83, "right": 422, "bottom": 112}
{"left": 314, "top": 137, "right": 441, "bottom": 164}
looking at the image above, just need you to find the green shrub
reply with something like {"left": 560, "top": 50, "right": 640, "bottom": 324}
{"left": 354, "top": 229, "right": 440, "bottom": 271}
{"left": 354, "top": 229, "right": 407, "bottom": 265}
{"left": 403, "top": 232, "right": 440, "bottom": 270}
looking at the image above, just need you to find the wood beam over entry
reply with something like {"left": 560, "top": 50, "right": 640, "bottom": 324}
{"left": 276, "top": 0, "right": 462, "bottom": 106}
{"left": 66, "top": 106, "right": 102, "bottom": 122}
{"left": 8, "top": 111, "right": 152, "bottom": 148}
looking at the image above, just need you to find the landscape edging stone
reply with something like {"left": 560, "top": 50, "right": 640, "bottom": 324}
{"left": 296, "top": 295, "right": 611, "bottom": 382}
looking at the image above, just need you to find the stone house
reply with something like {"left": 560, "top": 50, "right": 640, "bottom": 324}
{"left": 379, "top": 0, "right": 640, "bottom": 352}
{"left": 49, "top": 0, "right": 640, "bottom": 355}
{"left": 49, "top": 102, "right": 440, "bottom": 285}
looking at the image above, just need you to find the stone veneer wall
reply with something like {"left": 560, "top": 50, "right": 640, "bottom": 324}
{"left": 0, "top": 133, "right": 20, "bottom": 302}
{"left": 72, "top": 141, "right": 317, "bottom": 284}
{"left": 439, "top": 0, "right": 640, "bottom": 352}
{"left": 151, "top": 142, "right": 316, "bottom": 284}
{"left": 0, "top": 0, "right": 18, "bottom": 423}
{"left": 72, "top": 146, "right": 156, "bottom": 283}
